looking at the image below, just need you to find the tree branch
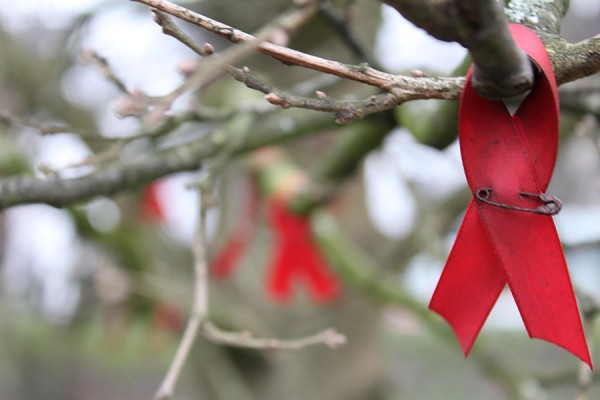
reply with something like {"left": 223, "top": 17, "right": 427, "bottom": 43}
{"left": 152, "top": 9, "right": 452, "bottom": 123}
{"left": 153, "top": 183, "right": 211, "bottom": 400}
{"left": 132, "top": 0, "right": 463, "bottom": 100}
{"left": 0, "top": 106, "right": 356, "bottom": 209}
{"left": 547, "top": 34, "right": 600, "bottom": 85}
{"left": 203, "top": 322, "right": 346, "bottom": 350}
{"left": 504, "top": 0, "right": 568, "bottom": 34}
{"left": 150, "top": 0, "right": 319, "bottom": 115}
{"left": 136, "top": 0, "right": 600, "bottom": 105}
{"left": 381, "top": 0, "right": 534, "bottom": 99}
{"left": 1, "top": 0, "right": 599, "bottom": 209}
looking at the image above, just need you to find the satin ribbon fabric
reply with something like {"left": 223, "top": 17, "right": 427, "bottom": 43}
{"left": 429, "top": 24, "right": 591, "bottom": 367}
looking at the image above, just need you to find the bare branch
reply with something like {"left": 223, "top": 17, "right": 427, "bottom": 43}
{"left": 151, "top": 8, "right": 450, "bottom": 125}
{"left": 0, "top": 106, "right": 345, "bottom": 210}
{"left": 135, "top": 0, "right": 600, "bottom": 105}
{"left": 151, "top": 6, "right": 460, "bottom": 124}
{"left": 232, "top": 67, "right": 401, "bottom": 124}
{"left": 154, "top": 7, "right": 403, "bottom": 123}
{"left": 203, "top": 322, "right": 346, "bottom": 350}
{"left": 152, "top": 0, "right": 319, "bottom": 113}
{"left": 133, "top": 0, "right": 463, "bottom": 98}
{"left": 0, "top": 138, "right": 205, "bottom": 209}
{"left": 80, "top": 48, "right": 129, "bottom": 93}
{"left": 2, "top": 0, "right": 599, "bottom": 209}
{"left": 153, "top": 182, "right": 211, "bottom": 400}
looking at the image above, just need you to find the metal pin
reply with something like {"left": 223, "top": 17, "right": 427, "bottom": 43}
{"left": 474, "top": 188, "right": 562, "bottom": 215}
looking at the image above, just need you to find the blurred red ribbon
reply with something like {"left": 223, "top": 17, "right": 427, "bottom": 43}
{"left": 140, "top": 181, "right": 167, "bottom": 223}
{"left": 429, "top": 25, "right": 592, "bottom": 367}
{"left": 266, "top": 198, "right": 339, "bottom": 303}
{"left": 211, "top": 187, "right": 259, "bottom": 278}
{"left": 211, "top": 192, "right": 339, "bottom": 303}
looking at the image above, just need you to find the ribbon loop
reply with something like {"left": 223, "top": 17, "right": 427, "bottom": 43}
{"left": 430, "top": 24, "right": 592, "bottom": 367}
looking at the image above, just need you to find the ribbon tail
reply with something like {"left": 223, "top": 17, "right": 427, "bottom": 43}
{"left": 299, "top": 243, "right": 340, "bottom": 302}
{"left": 477, "top": 207, "right": 592, "bottom": 368}
{"left": 211, "top": 186, "right": 259, "bottom": 278}
{"left": 211, "top": 234, "right": 248, "bottom": 278}
{"left": 266, "top": 242, "right": 295, "bottom": 302}
{"left": 140, "top": 181, "right": 166, "bottom": 223}
{"left": 430, "top": 202, "right": 506, "bottom": 355}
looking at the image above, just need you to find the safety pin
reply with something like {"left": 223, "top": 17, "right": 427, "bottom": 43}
{"left": 475, "top": 187, "right": 562, "bottom": 215}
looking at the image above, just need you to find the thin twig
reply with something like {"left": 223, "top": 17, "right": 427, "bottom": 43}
{"left": 231, "top": 68, "right": 400, "bottom": 124}
{"left": 203, "top": 321, "right": 346, "bottom": 350}
{"left": 80, "top": 48, "right": 129, "bottom": 93}
{"left": 90, "top": 1, "right": 319, "bottom": 120}
{"left": 0, "top": 105, "right": 343, "bottom": 209}
{"left": 153, "top": 182, "right": 210, "bottom": 400}
{"left": 153, "top": 9, "right": 421, "bottom": 123}
{"left": 133, "top": 0, "right": 463, "bottom": 98}
{"left": 154, "top": 1, "right": 319, "bottom": 113}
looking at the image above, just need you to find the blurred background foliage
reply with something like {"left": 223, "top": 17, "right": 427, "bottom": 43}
{"left": 0, "top": 1, "right": 600, "bottom": 400}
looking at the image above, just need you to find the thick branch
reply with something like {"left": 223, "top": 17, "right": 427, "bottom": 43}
{"left": 547, "top": 34, "right": 600, "bottom": 85}
{"left": 504, "top": 1, "right": 600, "bottom": 86}
{"left": 0, "top": 109, "right": 354, "bottom": 209}
{"left": 381, "top": 0, "right": 533, "bottom": 99}
{"left": 0, "top": 141, "right": 203, "bottom": 209}
{"left": 504, "top": 0, "right": 568, "bottom": 34}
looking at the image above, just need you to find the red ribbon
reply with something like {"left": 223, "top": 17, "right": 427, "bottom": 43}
{"left": 140, "top": 181, "right": 167, "bottom": 223}
{"left": 429, "top": 25, "right": 592, "bottom": 367}
{"left": 266, "top": 198, "right": 340, "bottom": 302}
{"left": 211, "top": 191, "right": 339, "bottom": 303}
{"left": 211, "top": 187, "right": 259, "bottom": 278}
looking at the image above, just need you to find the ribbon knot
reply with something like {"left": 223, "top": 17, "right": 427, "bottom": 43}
{"left": 429, "top": 24, "right": 592, "bottom": 367}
